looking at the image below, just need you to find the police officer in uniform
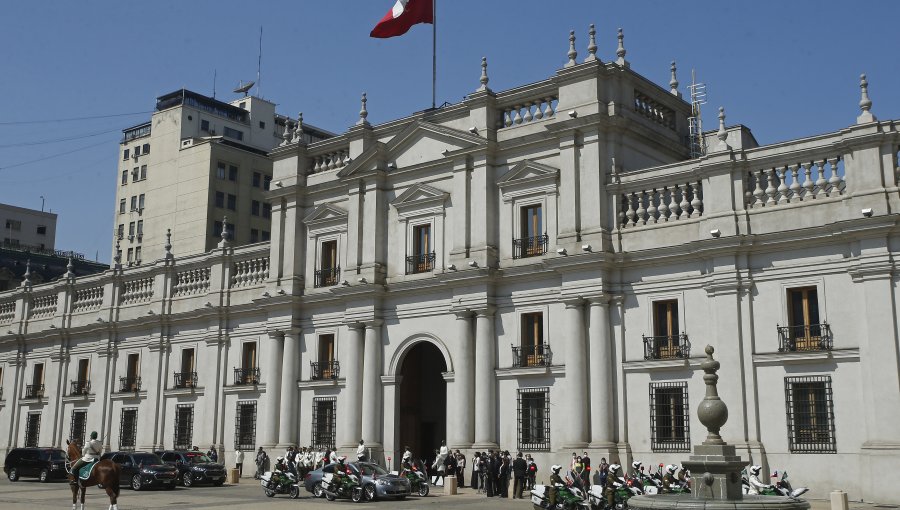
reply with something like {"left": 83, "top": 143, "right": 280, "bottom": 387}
{"left": 70, "top": 431, "right": 102, "bottom": 483}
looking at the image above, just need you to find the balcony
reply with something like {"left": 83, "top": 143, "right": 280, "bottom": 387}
{"left": 119, "top": 376, "right": 141, "bottom": 393}
{"left": 24, "top": 384, "right": 44, "bottom": 399}
{"left": 777, "top": 323, "right": 832, "bottom": 352}
{"left": 173, "top": 371, "right": 198, "bottom": 389}
{"left": 310, "top": 360, "right": 340, "bottom": 380}
{"left": 511, "top": 344, "right": 553, "bottom": 368}
{"left": 70, "top": 380, "right": 91, "bottom": 396}
{"left": 314, "top": 267, "right": 340, "bottom": 288}
{"left": 234, "top": 367, "right": 260, "bottom": 385}
{"left": 406, "top": 252, "right": 435, "bottom": 275}
{"left": 512, "top": 234, "right": 548, "bottom": 259}
{"left": 642, "top": 334, "right": 690, "bottom": 360}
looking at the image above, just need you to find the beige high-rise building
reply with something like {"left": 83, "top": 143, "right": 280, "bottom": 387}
{"left": 112, "top": 89, "right": 333, "bottom": 265}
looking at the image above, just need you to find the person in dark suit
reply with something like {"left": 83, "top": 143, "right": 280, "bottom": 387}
{"left": 484, "top": 450, "right": 496, "bottom": 497}
{"left": 498, "top": 456, "right": 510, "bottom": 498}
{"left": 512, "top": 452, "right": 528, "bottom": 498}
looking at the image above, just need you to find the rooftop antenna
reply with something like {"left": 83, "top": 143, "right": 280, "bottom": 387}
{"left": 687, "top": 69, "right": 707, "bottom": 159}
{"left": 256, "top": 26, "right": 263, "bottom": 98}
{"left": 212, "top": 69, "right": 217, "bottom": 99}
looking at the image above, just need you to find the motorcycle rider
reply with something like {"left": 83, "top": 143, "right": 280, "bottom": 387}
{"left": 69, "top": 431, "right": 102, "bottom": 484}
{"left": 333, "top": 456, "right": 352, "bottom": 492}
{"left": 662, "top": 464, "right": 678, "bottom": 493}
{"left": 606, "top": 463, "right": 624, "bottom": 508}
{"left": 747, "top": 465, "right": 770, "bottom": 495}
{"left": 547, "top": 464, "right": 565, "bottom": 507}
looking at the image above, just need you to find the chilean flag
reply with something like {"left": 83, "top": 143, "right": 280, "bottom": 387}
{"left": 370, "top": 0, "right": 434, "bottom": 38}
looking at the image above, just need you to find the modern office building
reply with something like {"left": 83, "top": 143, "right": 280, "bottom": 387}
{"left": 1, "top": 28, "right": 898, "bottom": 502}
{"left": 113, "top": 89, "right": 333, "bottom": 265}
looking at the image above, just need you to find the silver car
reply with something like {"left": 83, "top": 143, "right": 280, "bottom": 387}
{"left": 304, "top": 462, "right": 411, "bottom": 500}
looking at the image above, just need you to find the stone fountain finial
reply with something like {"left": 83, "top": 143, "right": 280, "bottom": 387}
{"left": 716, "top": 107, "right": 730, "bottom": 151}
{"left": 21, "top": 259, "right": 32, "bottom": 288}
{"left": 280, "top": 117, "right": 292, "bottom": 146}
{"left": 477, "top": 57, "right": 491, "bottom": 92}
{"left": 65, "top": 256, "right": 75, "bottom": 280}
{"left": 857, "top": 73, "right": 876, "bottom": 124}
{"left": 357, "top": 93, "right": 370, "bottom": 126}
{"left": 585, "top": 24, "right": 598, "bottom": 62}
{"left": 565, "top": 30, "right": 577, "bottom": 67}
{"left": 218, "top": 216, "right": 230, "bottom": 249}
{"left": 616, "top": 28, "right": 627, "bottom": 66}
{"left": 164, "top": 228, "right": 173, "bottom": 260}
{"left": 292, "top": 112, "right": 305, "bottom": 144}
{"left": 698, "top": 345, "right": 728, "bottom": 444}
{"left": 670, "top": 60, "right": 680, "bottom": 96}
{"left": 113, "top": 240, "right": 122, "bottom": 270}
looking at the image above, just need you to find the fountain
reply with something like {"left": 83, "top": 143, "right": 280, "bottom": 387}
{"left": 627, "top": 346, "right": 810, "bottom": 510}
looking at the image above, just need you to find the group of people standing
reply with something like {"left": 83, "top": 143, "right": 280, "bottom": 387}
{"left": 250, "top": 444, "right": 351, "bottom": 480}
{"left": 471, "top": 450, "right": 538, "bottom": 498}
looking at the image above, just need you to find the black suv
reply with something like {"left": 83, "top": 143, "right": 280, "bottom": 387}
{"left": 4, "top": 448, "right": 68, "bottom": 482}
{"left": 155, "top": 450, "right": 226, "bottom": 487}
{"left": 100, "top": 451, "right": 178, "bottom": 490}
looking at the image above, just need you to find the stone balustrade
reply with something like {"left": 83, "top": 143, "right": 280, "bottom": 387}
{"left": 745, "top": 156, "right": 845, "bottom": 207}
{"left": 121, "top": 277, "right": 154, "bottom": 305}
{"left": 29, "top": 294, "right": 58, "bottom": 319}
{"left": 499, "top": 95, "right": 558, "bottom": 128}
{"left": 0, "top": 301, "right": 15, "bottom": 324}
{"left": 310, "top": 148, "right": 350, "bottom": 173}
{"left": 231, "top": 256, "right": 269, "bottom": 288}
{"left": 620, "top": 181, "right": 703, "bottom": 227}
{"left": 633, "top": 90, "right": 676, "bottom": 130}
{"left": 172, "top": 267, "right": 210, "bottom": 297}
{"left": 72, "top": 285, "right": 104, "bottom": 312}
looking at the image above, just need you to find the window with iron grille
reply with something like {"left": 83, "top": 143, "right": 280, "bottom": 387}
{"left": 517, "top": 387, "right": 550, "bottom": 451}
{"left": 235, "top": 401, "right": 257, "bottom": 451}
{"left": 650, "top": 382, "right": 690, "bottom": 452}
{"left": 311, "top": 397, "right": 336, "bottom": 449}
{"left": 174, "top": 404, "right": 194, "bottom": 450}
{"left": 785, "top": 376, "right": 836, "bottom": 453}
{"left": 120, "top": 408, "right": 138, "bottom": 450}
{"left": 24, "top": 412, "right": 41, "bottom": 447}
{"left": 70, "top": 410, "right": 87, "bottom": 445}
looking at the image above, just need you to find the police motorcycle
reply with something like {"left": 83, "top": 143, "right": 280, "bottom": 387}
{"left": 260, "top": 456, "right": 299, "bottom": 498}
{"left": 629, "top": 462, "right": 663, "bottom": 495}
{"left": 742, "top": 466, "right": 808, "bottom": 499}
{"left": 322, "top": 457, "right": 365, "bottom": 503}
{"left": 586, "top": 464, "right": 642, "bottom": 510}
{"left": 399, "top": 462, "right": 430, "bottom": 497}
{"left": 531, "top": 465, "right": 591, "bottom": 510}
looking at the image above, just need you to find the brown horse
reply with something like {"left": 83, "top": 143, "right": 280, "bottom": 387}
{"left": 66, "top": 440, "right": 121, "bottom": 510}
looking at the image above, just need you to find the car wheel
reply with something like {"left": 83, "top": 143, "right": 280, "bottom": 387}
{"left": 131, "top": 474, "right": 143, "bottom": 491}
{"left": 351, "top": 487, "right": 364, "bottom": 503}
{"left": 364, "top": 484, "right": 376, "bottom": 501}
{"left": 290, "top": 486, "right": 300, "bottom": 499}
{"left": 313, "top": 482, "right": 325, "bottom": 498}
{"left": 182, "top": 472, "right": 193, "bottom": 487}
{"left": 418, "top": 483, "right": 430, "bottom": 497}
{"left": 8, "top": 468, "right": 19, "bottom": 481}
{"left": 39, "top": 469, "right": 49, "bottom": 483}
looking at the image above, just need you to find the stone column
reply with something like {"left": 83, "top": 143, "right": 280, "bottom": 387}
{"left": 563, "top": 299, "right": 589, "bottom": 448}
{"left": 361, "top": 320, "right": 383, "bottom": 449}
{"left": 278, "top": 331, "right": 300, "bottom": 448}
{"left": 451, "top": 312, "right": 475, "bottom": 448}
{"left": 342, "top": 325, "right": 364, "bottom": 448}
{"left": 588, "top": 297, "right": 615, "bottom": 448}
{"left": 261, "top": 332, "right": 284, "bottom": 448}
{"left": 473, "top": 308, "right": 498, "bottom": 449}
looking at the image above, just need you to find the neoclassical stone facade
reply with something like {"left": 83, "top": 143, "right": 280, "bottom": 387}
{"left": 1, "top": 30, "right": 899, "bottom": 502}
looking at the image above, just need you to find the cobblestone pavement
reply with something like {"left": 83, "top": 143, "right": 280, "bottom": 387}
{"left": 0, "top": 478, "right": 893, "bottom": 510}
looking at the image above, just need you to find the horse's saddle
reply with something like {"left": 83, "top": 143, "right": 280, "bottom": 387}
{"left": 77, "top": 460, "right": 99, "bottom": 480}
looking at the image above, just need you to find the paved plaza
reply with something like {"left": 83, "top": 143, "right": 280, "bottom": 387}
{"left": 0, "top": 479, "right": 893, "bottom": 510}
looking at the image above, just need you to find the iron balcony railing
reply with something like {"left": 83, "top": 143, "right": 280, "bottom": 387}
{"left": 173, "top": 371, "right": 198, "bottom": 389}
{"left": 314, "top": 267, "right": 340, "bottom": 288}
{"left": 512, "top": 234, "right": 549, "bottom": 259}
{"left": 119, "top": 376, "right": 141, "bottom": 393}
{"left": 234, "top": 367, "right": 260, "bottom": 385}
{"left": 511, "top": 344, "right": 553, "bottom": 367}
{"left": 25, "top": 384, "right": 44, "bottom": 399}
{"left": 310, "top": 360, "right": 340, "bottom": 380}
{"left": 70, "top": 380, "right": 91, "bottom": 396}
{"left": 406, "top": 252, "right": 435, "bottom": 274}
{"left": 643, "top": 334, "right": 691, "bottom": 360}
{"left": 777, "top": 323, "right": 832, "bottom": 352}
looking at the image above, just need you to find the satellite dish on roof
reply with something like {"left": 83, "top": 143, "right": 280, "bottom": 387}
{"left": 233, "top": 81, "right": 255, "bottom": 96}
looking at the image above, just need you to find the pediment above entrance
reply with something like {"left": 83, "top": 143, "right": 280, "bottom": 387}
{"left": 303, "top": 203, "right": 349, "bottom": 235}
{"left": 384, "top": 120, "right": 486, "bottom": 170}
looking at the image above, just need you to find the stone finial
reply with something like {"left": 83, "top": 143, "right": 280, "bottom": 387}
{"left": 585, "top": 24, "right": 598, "bottom": 62}
{"left": 113, "top": 240, "right": 122, "bottom": 269}
{"left": 21, "top": 259, "right": 32, "bottom": 287}
{"left": 280, "top": 118, "right": 292, "bottom": 146}
{"left": 857, "top": 73, "right": 876, "bottom": 124}
{"left": 616, "top": 28, "right": 627, "bottom": 65}
{"left": 65, "top": 257, "right": 75, "bottom": 280}
{"left": 477, "top": 57, "right": 491, "bottom": 92}
{"left": 565, "top": 30, "right": 577, "bottom": 67}
{"left": 357, "top": 93, "right": 370, "bottom": 126}
{"left": 669, "top": 60, "right": 680, "bottom": 95}
{"left": 218, "top": 216, "right": 230, "bottom": 248}
{"left": 698, "top": 345, "right": 729, "bottom": 445}
{"left": 292, "top": 112, "right": 305, "bottom": 144}
{"left": 715, "top": 106, "right": 730, "bottom": 151}
{"left": 164, "top": 228, "right": 173, "bottom": 260}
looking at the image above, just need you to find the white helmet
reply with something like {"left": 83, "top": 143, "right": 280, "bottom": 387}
{"left": 551, "top": 464, "right": 562, "bottom": 473}
{"left": 666, "top": 464, "right": 678, "bottom": 474}
{"left": 276, "top": 456, "right": 284, "bottom": 462}
{"left": 609, "top": 463, "right": 621, "bottom": 474}
{"left": 749, "top": 465, "right": 762, "bottom": 476}
{"left": 632, "top": 461, "right": 642, "bottom": 471}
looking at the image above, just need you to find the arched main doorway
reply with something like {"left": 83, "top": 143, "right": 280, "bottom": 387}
{"left": 397, "top": 341, "right": 447, "bottom": 467}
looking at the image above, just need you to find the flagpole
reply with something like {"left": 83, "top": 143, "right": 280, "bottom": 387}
{"left": 432, "top": 0, "right": 437, "bottom": 109}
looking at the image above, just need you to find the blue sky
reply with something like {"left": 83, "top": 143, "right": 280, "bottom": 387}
{"left": 1, "top": 1, "right": 898, "bottom": 263}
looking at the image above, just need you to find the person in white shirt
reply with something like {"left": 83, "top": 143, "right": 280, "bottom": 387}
{"left": 747, "top": 466, "right": 770, "bottom": 495}
{"left": 314, "top": 449, "right": 324, "bottom": 470}
{"left": 235, "top": 448, "right": 244, "bottom": 477}
{"left": 356, "top": 439, "right": 367, "bottom": 461}
{"left": 329, "top": 449, "right": 338, "bottom": 464}
{"left": 401, "top": 446, "right": 412, "bottom": 469}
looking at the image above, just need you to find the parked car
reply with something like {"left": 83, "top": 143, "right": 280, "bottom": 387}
{"left": 99, "top": 451, "right": 178, "bottom": 490}
{"left": 4, "top": 447, "right": 68, "bottom": 482}
{"left": 155, "top": 450, "right": 226, "bottom": 487}
{"left": 304, "top": 462, "right": 410, "bottom": 500}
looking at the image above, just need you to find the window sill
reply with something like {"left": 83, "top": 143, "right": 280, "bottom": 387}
{"left": 622, "top": 356, "right": 704, "bottom": 372}
{"left": 752, "top": 347, "right": 859, "bottom": 366}
{"left": 62, "top": 393, "right": 96, "bottom": 404}
{"left": 110, "top": 390, "right": 147, "bottom": 401}
{"left": 17, "top": 397, "right": 47, "bottom": 406}
{"left": 163, "top": 386, "right": 205, "bottom": 397}
{"left": 223, "top": 383, "right": 266, "bottom": 395}
{"left": 495, "top": 365, "right": 565, "bottom": 379}
{"left": 298, "top": 378, "right": 345, "bottom": 389}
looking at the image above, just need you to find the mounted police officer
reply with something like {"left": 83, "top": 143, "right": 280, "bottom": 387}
{"left": 69, "top": 431, "right": 102, "bottom": 483}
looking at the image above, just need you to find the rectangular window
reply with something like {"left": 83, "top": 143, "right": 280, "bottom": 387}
{"left": 521, "top": 204, "right": 543, "bottom": 238}
{"left": 140, "top": 165, "right": 147, "bottom": 180}
{"left": 216, "top": 162, "right": 226, "bottom": 180}
{"left": 242, "top": 342, "right": 257, "bottom": 370}
{"left": 133, "top": 145, "right": 141, "bottom": 156}
{"left": 24, "top": 412, "right": 41, "bottom": 447}
{"left": 76, "top": 358, "right": 90, "bottom": 385}
{"left": 223, "top": 126, "right": 244, "bottom": 141}
{"left": 517, "top": 387, "right": 550, "bottom": 451}
{"left": 119, "top": 408, "right": 137, "bottom": 450}
{"left": 647, "top": 300, "right": 684, "bottom": 359}
{"left": 250, "top": 229, "right": 259, "bottom": 243}
{"left": 227, "top": 194, "right": 236, "bottom": 211}
{"left": 136, "top": 220, "right": 143, "bottom": 236}
{"left": 261, "top": 231, "right": 270, "bottom": 242}
{"left": 252, "top": 172, "right": 262, "bottom": 188}
{"left": 515, "top": 204, "right": 546, "bottom": 258}
{"left": 132, "top": 167, "right": 139, "bottom": 181}
{"left": 235, "top": 401, "right": 257, "bottom": 451}
{"left": 127, "top": 248, "right": 133, "bottom": 262}
{"left": 785, "top": 376, "right": 836, "bottom": 453}
{"left": 228, "top": 165, "right": 238, "bottom": 181}
{"left": 251, "top": 200, "right": 260, "bottom": 216}
{"left": 123, "top": 149, "right": 129, "bottom": 160}
{"left": 413, "top": 224, "right": 431, "bottom": 256}
{"left": 5, "top": 219, "right": 22, "bottom": 231}
{"left": 32, "top": 363, "right": 44, "bottom": 387}
{"left": 130, "top": 196, "right": 137, "bottom": 211}
{"left": 142, "top": 143, "right": 150, "bottom": 154}
{"left": 785, "top": 287, "right": 824, "bottom": 351}
{"left": 128, "top": 222, "right": 135, "bottom": 237}
{"left": 650, "top": 382, "right": 690, "bottom": 452}
{"left": 318, "top": 334, "right": 335, "bottom": 364}
{"left": 36, "top": 225, "right": 47, "bottom": 235}
{"left": 70, "top": 410, "right": 87, "bottom": 445}
{"left": 119, "top": 199, "right": 126, "bottom": 215}
{"left": 134, "top": 247, "right": 141, "bottom": 264}
{"left": 262, "top": 203, "right": 271, "bottom": 219}
{"left": 236, "top": 342, "right": 259, "bottom": 385}
{"left": 125, "top": 353, "right": 140, "bottom": 383}
{"left": 201, "top": 119, "right": 210, "bottom": 132}
{"left": 517, "top": 312, "right": 547, "bottom": 367}
{"left": 259, "top": 121, "right": 266, "bottom": 129}
{"left": 215, "top": 192, "right": 225, "bottom": 208}
{"left": 180, "top": 348, "right": 195, "bottom": 374}
{"left": 173, "top": 404, "right": 194, "bottom": 450}
{"left": 321, "top": 240, "right": 337, "bottom": 270}
{"left": 121, "top": 170, "right": 128, "bottom": 185}
{"left": 138, "top": 194, "right": 145, "bottom": 210}
{"left": 311, "top": 397, "right": 336, "bottom": 449}
{"left": 263, "top": 176, "right": 272, "bottom": 191}
{"left": 117, "top": 224, "right": 124, "bottom": 239}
